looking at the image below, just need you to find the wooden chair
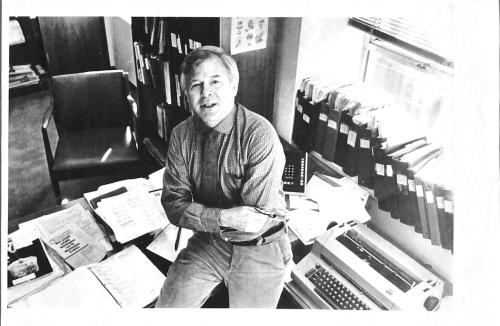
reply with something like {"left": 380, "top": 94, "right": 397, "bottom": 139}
{"left": 42, "top": 70, "right": 143, "bottom": 204}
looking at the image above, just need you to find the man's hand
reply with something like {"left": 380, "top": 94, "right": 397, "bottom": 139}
{"left": 219, "top": 206, "right": 269, "bottom": 232}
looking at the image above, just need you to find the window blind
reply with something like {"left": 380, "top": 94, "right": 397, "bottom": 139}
{"left": 349, "top": 17, "right": 453, "bottom": 67}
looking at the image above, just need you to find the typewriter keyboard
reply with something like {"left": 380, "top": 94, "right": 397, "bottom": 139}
{"left": 305, "top": 264, "right": 370, "bottom": 310}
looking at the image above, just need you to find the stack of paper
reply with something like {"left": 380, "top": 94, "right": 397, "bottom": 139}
{"left": 19, "top": 204, "right": 111, "bottom": 269}
{"left": 95, "top": 189, "right": 168, "bottom": 243}
{"left": 288, "top": 174, "right": 371, "bottom": 245}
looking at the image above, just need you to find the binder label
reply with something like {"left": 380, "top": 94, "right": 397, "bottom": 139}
{"left": 185, "top": 44, "right": 188, "bottom": 55}
{"left": 444, "top": 200, "right": 454, "bottom": 213}
{"left": 360, "top": 138, "right": 370, "bottom": 149}
{"left": 340, "top": 123, "right": 349, "bottom": 134}
{"left": 397, "top": 174, "right": 407, "bottom": 185}
{"left": 436, "top": 197, "right": 445, "bottom": 209}
{"left": 171, "top": 33, "right": 177, "bottom": 48}
{"left": 297, "top": 104, "right": 303, "bottom": 113}
{"left": 319, "top": 113, "right": 327, "bottom": 121}
{"left": 347, "top": 130, "right": 357, "bottom": 147}
{"left": 303, "top": 114, "right": 310, "bottom": 123}
{"left": 376, "top": 163, "right": 384, "bottom": 176}
{"left": 386, "top": 165, "right": 393, "bottom": 177}
{"left": 189, "top": 39, "right": 194, "bottom": 49}
{"left": 328, "top": 120, "right": 337, "bottom": 129}
{"left": 408, "top": 180, "right": 416, "bottom": 192}
{"left": 425, "top": 191, "right": 434, "bottom": 203}
{"left": 416, "top": 185, "right": 424, "bottom": 197}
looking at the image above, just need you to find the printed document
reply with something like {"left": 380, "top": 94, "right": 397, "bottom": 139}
{"left": 96, "top": 189, "right": 168, "bottom": 243}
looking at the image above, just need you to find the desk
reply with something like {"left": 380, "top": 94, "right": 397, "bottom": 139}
{"left": 9, "top": 197, "right": 311, "bottom": 309}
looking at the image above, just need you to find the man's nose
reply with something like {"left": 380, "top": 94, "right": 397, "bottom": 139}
{"left": 201, "top": 84, "right": 212, "bottom": 98}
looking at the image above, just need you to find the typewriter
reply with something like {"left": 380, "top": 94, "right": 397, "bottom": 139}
{"left": 291, "top": 220, "right": 444, "bottom": 311}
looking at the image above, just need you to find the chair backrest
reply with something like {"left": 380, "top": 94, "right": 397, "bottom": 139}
{"left": 51, "top": 70, "right": 132, "bottom": 133}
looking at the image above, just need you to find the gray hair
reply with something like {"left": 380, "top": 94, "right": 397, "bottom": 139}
{"left": 180, "top": 46, "right": 239, "bottom": 93}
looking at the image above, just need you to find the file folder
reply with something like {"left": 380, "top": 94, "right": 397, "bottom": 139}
{"left": 373, "top": 136, "right": 426, "bottom": 213}
{"left": 392, "top": 143, "right": 442, "bottom": 223}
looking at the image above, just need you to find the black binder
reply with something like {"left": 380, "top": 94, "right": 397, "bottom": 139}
{"left": 392, "top": 144, "right": 442, "bottom": 223}
{"left": 322, "top": 92, "right": 343, "bottom": 162}
{"left": 443, "top": 188, "right": 454, "bottom": 253}
{"left": 343, "top": 121, "right": 367, "bottom": 177}
{"left": 307, "top": 101, "right": 323, "bottom": 153}
{"left": 333, "top": 110, "right": 355, "bottom": 168}
{"left": 434, "top": 178, "right": 452, "bottom": 250}
{"left": 372, "top": 136, "right": 426, "bottom": 213}
{"left": 313, "top": 100, "right": 330, "bottom": 155}
{"left": 292, "top": 90, "right": 306, "bottom": 150}
{"left": 358, "top": 133, "right": 385, "bottom": 189}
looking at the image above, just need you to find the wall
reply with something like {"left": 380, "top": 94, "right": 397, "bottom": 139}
{"left": 273, "top": 17, "right": 365, "bottom": 143}
{"left": 104, "top": 17, "right": 136, "bottom": 86}
{"left": 272, "top": 18, "right": 302, "bottom": 141}
{"left": 220, "top": 17, "right": 278, "bottom": 122}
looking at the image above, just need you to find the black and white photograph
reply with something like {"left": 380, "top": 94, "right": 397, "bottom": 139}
{"left": 1, "top": 0, "right": 499, "bottom": 326}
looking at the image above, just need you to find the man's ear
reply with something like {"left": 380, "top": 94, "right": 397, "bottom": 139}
{"left": 231, "top": 81, "right": 239, "bottom": 97}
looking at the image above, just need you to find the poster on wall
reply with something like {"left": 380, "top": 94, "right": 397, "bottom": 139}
{"left": 230, "top": 17, "right": 268, "bottom": 55}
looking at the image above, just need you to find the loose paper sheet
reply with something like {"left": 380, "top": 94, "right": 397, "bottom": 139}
{"left": 148, "top": 168, "right": 166, "bottom": 190}
{"left": 88, "top": 245, "right": 166, "bottom": 308}
{"left": 287, "top": 208, "right": 333, "bottom": 245}
{"left": 147, "top": 224, "right": 194, "bottom": 262}
{"left": 25, "top": 266, "right": 120, "bottom": 309}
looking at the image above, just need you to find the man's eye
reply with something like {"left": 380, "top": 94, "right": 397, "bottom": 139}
{"left": 211, "top": 80, "right": 220, "bottom": 85}
{"left": 191, "top": 83, "right": 200, "bottom": 89}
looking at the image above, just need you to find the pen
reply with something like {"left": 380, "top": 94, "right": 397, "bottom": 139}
{"left": 174, "top": 227, "right": 182, "bottom": 251}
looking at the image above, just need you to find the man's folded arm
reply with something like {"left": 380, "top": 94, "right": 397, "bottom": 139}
{"left": 161, "top": 133, "right": 223, "bottom": 233}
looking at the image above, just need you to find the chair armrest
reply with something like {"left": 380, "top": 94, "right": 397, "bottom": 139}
{"left": 42, "top": 103, "right": 54, "bottom": 130}
{"left": 41, "top": 103, "right": 56, "bottom": 173}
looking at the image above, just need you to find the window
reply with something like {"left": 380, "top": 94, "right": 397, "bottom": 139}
{"left": 351, "top": 16, "right": 454, "bottom": 155}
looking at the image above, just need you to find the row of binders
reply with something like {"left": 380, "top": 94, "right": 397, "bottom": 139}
{"left": 292, "top": 76, "right": 453, "bottom": 252}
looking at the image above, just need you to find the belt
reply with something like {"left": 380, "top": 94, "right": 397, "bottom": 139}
{"left": 231, "top": 222, "right": 286, "bottom": 246}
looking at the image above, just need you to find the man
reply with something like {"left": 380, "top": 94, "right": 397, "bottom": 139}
{"left": 156, "top": 46, "right": 292, "bottom": 308}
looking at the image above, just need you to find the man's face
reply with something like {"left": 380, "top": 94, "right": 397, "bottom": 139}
{"left": 185, "top": 56, "right": 237, "bottom": 127}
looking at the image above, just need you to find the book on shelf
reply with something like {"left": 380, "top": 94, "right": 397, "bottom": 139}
{"left": 19, "top": 245, "right": 166, "bottom": 308}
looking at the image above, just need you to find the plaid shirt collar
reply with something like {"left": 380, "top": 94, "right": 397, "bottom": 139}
{"left": 196, "top": 104, "right": 237, "bottom": 135}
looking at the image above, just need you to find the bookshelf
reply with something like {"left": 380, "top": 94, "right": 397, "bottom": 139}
{"left": 131, "top": 17, "right": 220, "bottom": 166}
